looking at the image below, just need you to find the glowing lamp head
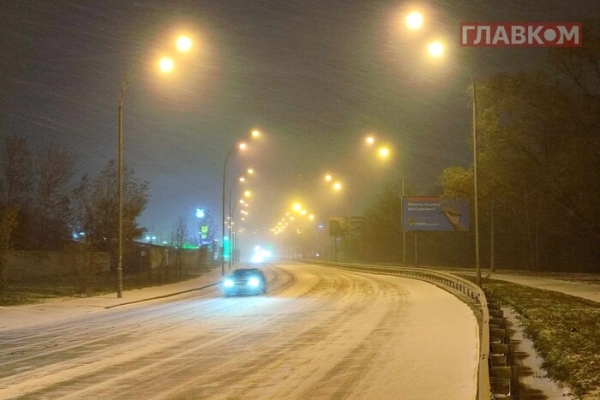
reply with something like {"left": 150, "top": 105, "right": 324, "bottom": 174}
{"left": 158, "top": 57, "right": 174, "bottom": 73}
{"left": 378, "top": 147, "right": 390, "bottom": 158}
{"left": 428, "top": 41, "right": 445, "bottom": 58}
{"left": 176, "top": 35, "right": 193, "bottom": 52}
{"left": 406, "top": 11, "right": 424, "bottom": 30}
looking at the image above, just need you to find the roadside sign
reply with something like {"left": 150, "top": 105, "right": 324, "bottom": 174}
{"left": 403, "top": 197, "right": 470, "bottom": 231}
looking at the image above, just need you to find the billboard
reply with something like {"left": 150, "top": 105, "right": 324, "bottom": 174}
{"left": 329, "top": 216, "right": 365, "bottom": 236}
{"left": 403, "top": 197, "right": 470, "bottom": 231}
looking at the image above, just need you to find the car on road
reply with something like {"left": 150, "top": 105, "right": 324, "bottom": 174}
{"left": 222, "top": 268, "right": 268, "bottom": 297}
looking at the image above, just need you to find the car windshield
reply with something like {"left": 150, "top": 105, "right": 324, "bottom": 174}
{"left": 232, "top": 269, "right": 260, "bottom": 278}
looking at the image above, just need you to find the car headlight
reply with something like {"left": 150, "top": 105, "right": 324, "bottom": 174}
{"left": 248, "top": 277, "right": 260, "bottom": 287}
{"left": 223, "top": 278, "right": 234, "bottom": 288}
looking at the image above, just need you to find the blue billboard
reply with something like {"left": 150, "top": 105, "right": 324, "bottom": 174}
{"left": 402, "top": 197, "right": 470, "bottom": 231}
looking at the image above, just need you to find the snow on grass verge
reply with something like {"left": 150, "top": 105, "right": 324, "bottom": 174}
{"left": 484, "top": 280, "right": 600, "bottom": 399}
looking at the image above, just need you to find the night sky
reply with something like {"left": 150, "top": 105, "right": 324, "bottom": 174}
{"left": 1, "top": 0, "right": 598, "bottom": 247}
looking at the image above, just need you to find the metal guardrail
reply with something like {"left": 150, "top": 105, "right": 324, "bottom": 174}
{"left": 312, "top": 261, "right": 491, "bottom": 400}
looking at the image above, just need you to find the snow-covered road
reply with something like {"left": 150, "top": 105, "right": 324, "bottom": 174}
{"left": 0, "top": 262, "right": 479, "bottom": 399}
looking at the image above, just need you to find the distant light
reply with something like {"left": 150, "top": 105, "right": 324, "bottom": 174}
{"left": 325, "top": 174, "right": 332, "bottom": 182}
{"left": 251, "top": 130, "right": 260, "bottom": 138}
{"left": 379, "top": 147, "right": 390, "bottom": 158}
{"left": 239, "top": 142, "right": 247, "bottom": 150}
{"left": 176, "top": 35, "right": 193, "bottom": 52}
{"left": 333, "top": 182, "right": 342, "bottom": 191}
{"left": 365, "top": 136, "right": 375, "bottom": 145}
{"left": 428, "top": 41, "right": 445, "bottom": 58}
{"left": 406, "top": 11, "right": 423, "bottom": 30}
{"left": 196, "top": 208, "right": 205, "bottom": 218}
{"left": 158, "top": 57, "right": 174, "bottom": 73}
{"left": 293, "top": 203, "right": 301, "bottom": 212}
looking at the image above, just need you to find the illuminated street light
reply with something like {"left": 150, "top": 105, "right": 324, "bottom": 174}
{"left": 406, "top": 11, "right": 424, "bottom": 30}
{"left": 378, "top": 147, "right": 390, "bottom": 159}
{"left": 176, "top": 35, "right": 193, "bottom": 52}
{"left": 406, "top": 11, "right": 481, "bottom": 285}
{"left": 117, "top": 34, "right": 192, "bottom": 298}
{"left": 366, "top": 136, "right": 375, "bottom": 145}
{"left": 221, "top": 130, "right": 261, "bottom": 276}
{"left": 428, "top": 40, "right": 445, "bottom": 58}
{"left": 158, "top": 57, "right": 175, "bottom": 73}
{"left": 366, "top": 135, "right": 404, "bottom": 265}
{"left": 325, "top": 174, "right": 333, "bottom": 182}
{"left": 227, "top": 168, "right": 254, "bottom": 269}
{"left": 333, "top": 182, "right": 342, "bottom": 191}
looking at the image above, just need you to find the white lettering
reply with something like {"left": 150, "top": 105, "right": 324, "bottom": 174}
{"left": 543, "top": 28, "right": 557, "bottom": 42}
{"left": 528, "top": 26, "right": 544, "bottom": 44}
{"left": 462, "top": 25, "right": 475, "bottom": 45}
{"left": 474, "top": 26, "right": 491, "bottom": 45}
{"left": 492, "top": 26, "right": 510, "bottom": 44}
{"left": 511, "top": 25, "right": 526, "bottom": 44}
{"left": 557, "top": 25, "right": 580, "bottom": 45}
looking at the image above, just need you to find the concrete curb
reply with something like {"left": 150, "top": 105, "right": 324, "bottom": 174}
{"left": 104, "top": 282, "right": 221, "bottom": 309}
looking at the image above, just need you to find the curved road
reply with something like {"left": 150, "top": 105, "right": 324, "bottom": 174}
{"left": 0, "top": 262, "right": 479, "bottom": 399}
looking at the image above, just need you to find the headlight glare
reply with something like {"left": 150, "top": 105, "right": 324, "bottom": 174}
{"left": 223, "top": 278, "right": 234, "bottom": 288}
{"left": 248, "top": 277, "right": 260, "bottom": 287}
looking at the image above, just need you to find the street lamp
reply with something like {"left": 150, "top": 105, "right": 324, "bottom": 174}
{"left": 227, "top": 168, "right": 254, "bottom": 269}
{"left": 221, "top": 130, "right": 260, "bottom": 276}
{"left": 231, "top": 197, "right": 251, "bottom": 266}
{"left": 117, "top": 34, "right": 192, "bottom": 298}
{"left": 406, "top": 11, "right": 481, "bottom": 285}
{"left": 366, "top": 136, "right": 403, "bottom": 266}
{"left": 406, "top": 11, "right": 424, "bottom": 30}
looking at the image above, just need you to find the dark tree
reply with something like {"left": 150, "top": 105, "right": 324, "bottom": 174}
{"left": 74, "top": 160, "right": 148, "bottom": 272}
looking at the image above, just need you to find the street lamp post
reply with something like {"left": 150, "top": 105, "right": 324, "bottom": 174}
{"left": 227, "top": 170, "right": 253, "bottom": 269}
{"left": 466, "top": 65, "right": 482, "bottom": 286}
{"left": 231, "top": 199, "right": 250, "bottom": 266}
{"left": 118, "top": 67, "right": 161, "bottom": 296}
{"left": 406, "top": 13, "right": 481, "bottom": 285}
{"left": 400, "top": 162, "right": 407, "bottom": 268}
{"left": 221, "top": 131, "right": 259, "bottom": 276}
{"left": 116, "top": 36, "right": 191, "bottom": 298}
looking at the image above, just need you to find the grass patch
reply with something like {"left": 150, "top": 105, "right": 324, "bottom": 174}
{"left": 0, "top": 265, "right": 214, "bottom": 307}
{"left": 484, "top": 280, "right": 600, "bottom": 399}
